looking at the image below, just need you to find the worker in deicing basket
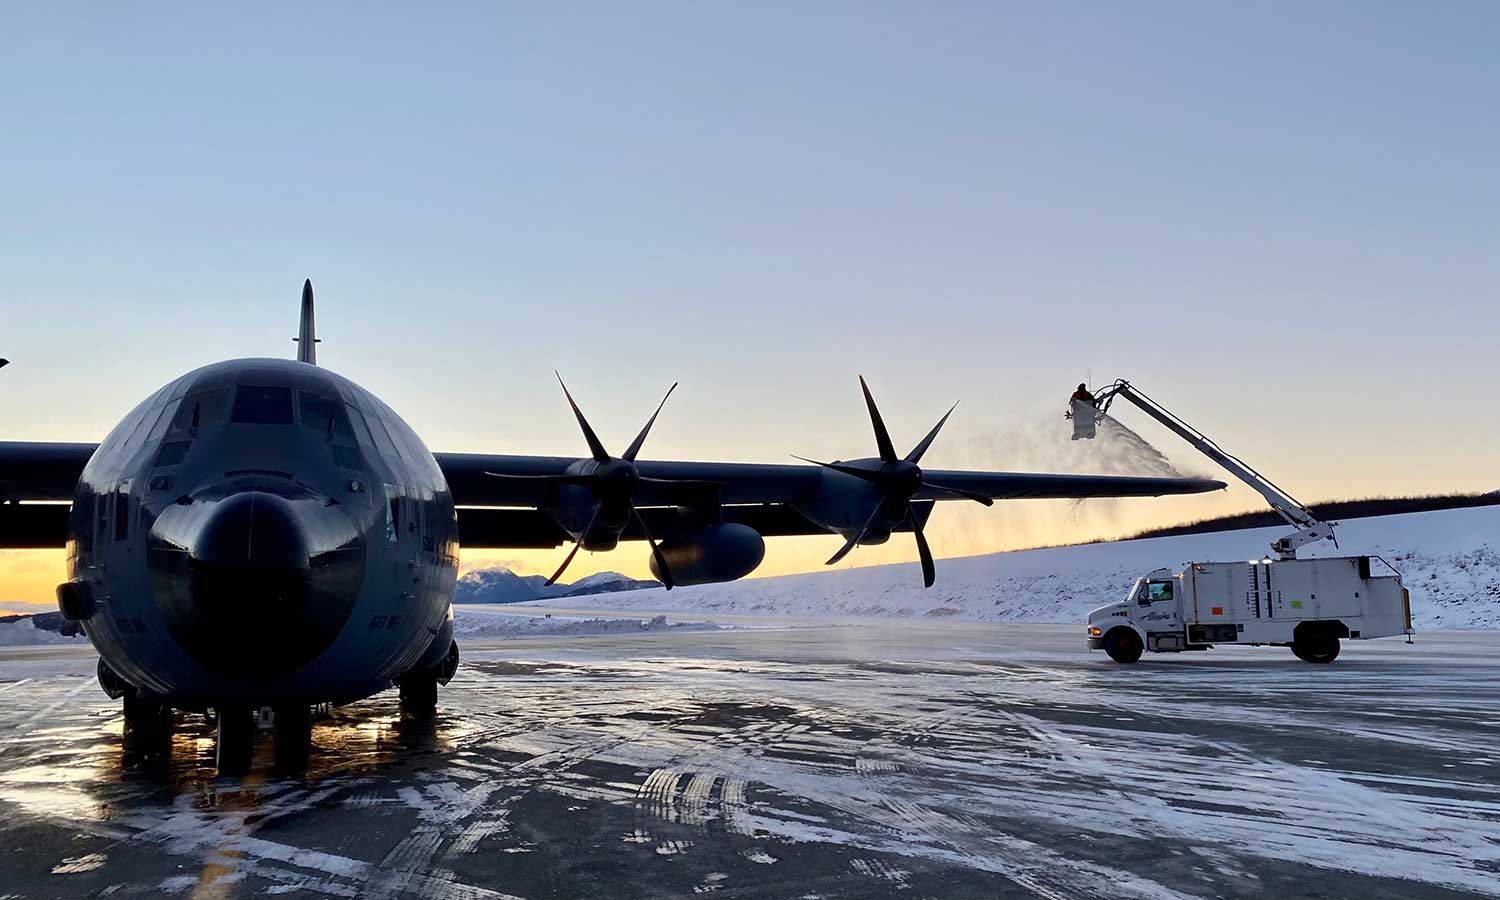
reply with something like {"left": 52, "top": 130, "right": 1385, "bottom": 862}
{"left": 1068, "top": 383, "right": 1099, "bottom": 440}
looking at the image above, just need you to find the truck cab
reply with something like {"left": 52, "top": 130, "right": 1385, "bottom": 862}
{"left": 1086, "top": 567, "right": 1186, "bottom": 663}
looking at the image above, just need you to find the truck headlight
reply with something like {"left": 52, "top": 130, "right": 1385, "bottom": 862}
{"left": 1087, "top": 626, "right": 1102, "bottom": 637}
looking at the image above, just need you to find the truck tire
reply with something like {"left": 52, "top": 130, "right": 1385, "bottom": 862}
{"left": 1291, "top": 636, "right": 1340, "bottom": 664}
{"left": 1104, "top": 628, "right": 1144, "bottom": 664}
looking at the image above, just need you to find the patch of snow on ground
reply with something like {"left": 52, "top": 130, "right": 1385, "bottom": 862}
{"left": 526, "top": 505, "right": 1500, "bottom": 629}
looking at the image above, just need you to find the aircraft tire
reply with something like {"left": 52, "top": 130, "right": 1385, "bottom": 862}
{"left": 273, "top": 704, "right": 313, "bottom": 772}
{"left": 215, "top": 705, "right": 256, "bottom": 776}
{"left": 123, "top": 692, "right": 172, "bottom": 734}
{"left": 122, "top": 692, "right": 173, "bottom": 755}
{"left": 399, "top": 672, "right": 439, "bottom": 719}
{"left": 1104, "top": 628, "right": 1144, "bottom": 664}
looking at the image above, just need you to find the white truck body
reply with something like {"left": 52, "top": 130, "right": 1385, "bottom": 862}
{"left": 1075, "top": 379, "right": 1415, "bottom": 663}
{"left": 1087, "top": 555, "right": 1412, "bottom": 660}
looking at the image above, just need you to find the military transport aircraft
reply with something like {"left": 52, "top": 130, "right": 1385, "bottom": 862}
{"left": 0, "top": 282, "right": 1224, "bottom": 774}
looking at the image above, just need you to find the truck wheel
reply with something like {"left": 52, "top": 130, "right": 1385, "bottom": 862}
{"left": 1292, "top": 636, "right": 1340, "bottom": 664}
{"left": 1104, "top": 628, "right": 1144, "bottom": 664}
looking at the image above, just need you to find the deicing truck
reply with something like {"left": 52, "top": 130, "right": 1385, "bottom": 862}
{"left": 1077, "top": 380, "right": 1414, "bottom": 664}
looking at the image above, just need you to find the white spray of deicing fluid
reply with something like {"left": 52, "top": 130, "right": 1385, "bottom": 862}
{"left": 876, "top": 404, "right": 1231, "bottom": 561}
{"left": 955, "top": 407, "right": 1194, "bottom": 480}
{"left": 1091, "top": 415, "right": 1185, "bottom": 478}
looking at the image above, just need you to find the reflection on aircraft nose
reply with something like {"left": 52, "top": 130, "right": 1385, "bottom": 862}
{"left": 149, "top": 483, "right": 365, "bottom": 683}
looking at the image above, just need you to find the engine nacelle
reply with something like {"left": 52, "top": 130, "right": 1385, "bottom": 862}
{"left": 649, "top": 523, "right": 765, "bottom": 586}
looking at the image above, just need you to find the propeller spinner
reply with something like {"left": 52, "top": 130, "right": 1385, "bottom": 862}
{"left": 796, "top": 376, "right": 993, "bottom": 588}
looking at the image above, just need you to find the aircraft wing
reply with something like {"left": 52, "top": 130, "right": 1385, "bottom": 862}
{"left": 0, "top": 441, "right": 96, "bottom": 502}
{"left": 438, "top": 453, "right": 1225, "bottom": 547}
{"left": 0, "top": 442, "right": 94, "bottom": 549}
{"left": 0, "top": 442, "right": 1225, "bottom": 550}
{"left": 438, "top": 453, "right": 1223, "bottom": 506}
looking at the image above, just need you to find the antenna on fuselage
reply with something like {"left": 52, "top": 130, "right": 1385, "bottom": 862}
{"left": 294, "top": 278, "right": 320, "bottom": 365}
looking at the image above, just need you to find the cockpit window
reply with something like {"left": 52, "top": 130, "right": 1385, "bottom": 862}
{"left": 231, "top": 386, "right": 294, "bottom": 424}
{"left": 344, "top": 404, "right": 375, "bottom": 447}
{"left": 171, "top": 389, "right": 229, "bottom": 434}
{"left": 298, "top": 391, "right": 355, "bottom": 442}
{"left": 1146, "top": 581, "right": 1174, "bottom": 602}
{"left": 364, "top": 413, "right": 404, "bottom": 460}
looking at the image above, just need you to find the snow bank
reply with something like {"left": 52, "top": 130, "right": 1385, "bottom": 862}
{"left": 527, "top": 505, "right": 1500, "bottom": 629}
{"left": 451, "top": 610, "right": 721, "bottom": 639}
{"left": 0, "top": 619, "right": 89, "bottom": 647}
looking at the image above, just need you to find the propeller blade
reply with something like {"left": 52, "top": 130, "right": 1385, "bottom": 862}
{"left": 547, "top": 506, "right": 601, "bottom": 585}
{"left": 825, "top": 505, "right": 883, "bottom": 566}
{"left": 923, "top": 480, "right": 995, "bottom": 506}
{"left": 791, "top": 456, "right": 885, "bottom": 485}
{"left": 556, "top": 372, "right": 611, "bottom": 463}
{"left": 905, "top": 402, "right": 958, "bottom": 464}
{"left": 908, "top": 508, "right": 936, "bottom": 588}
{"left": 622, "top": 382, "right": 678, "bottom": 462}
{"left": 630, "top": 504, "right": 674, "bottom": 591}
{"left": 546, "top": 541, "right": 583, "bottom": 586}
{"left": 858, "top": 376, "right": 898, "bottom": 463}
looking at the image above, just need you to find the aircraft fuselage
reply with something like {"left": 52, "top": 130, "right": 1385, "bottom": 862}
{"left": 65, "top": 358, "right": 458, "bottom": 708}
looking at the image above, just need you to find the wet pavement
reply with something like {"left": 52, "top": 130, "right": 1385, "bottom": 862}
{"left": 1, "top": 620, "right": 1498, "bottom": 899}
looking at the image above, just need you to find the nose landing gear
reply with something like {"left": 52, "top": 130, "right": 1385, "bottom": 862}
{"left": 210, "top": 703, "right": 315, "bottom": 776}
{"left": 272, "top": 704, "right": 313, "bottom": 772}
{"left": 121, "top": 691, "right": 174, "bottom": 756}
{"left": 214, "top": 706, "right": 256, "bottom": 776}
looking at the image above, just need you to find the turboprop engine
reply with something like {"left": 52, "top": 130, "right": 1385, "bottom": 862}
{"left": 648, "top": 523, "right": 765, "bottom": 586}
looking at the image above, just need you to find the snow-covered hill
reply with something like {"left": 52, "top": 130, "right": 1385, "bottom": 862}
{"left": 453, "top": 567, "right": 658, "bottom": 604}
{"left": 525, "top": 505, "right": 1500, "bottom": 629}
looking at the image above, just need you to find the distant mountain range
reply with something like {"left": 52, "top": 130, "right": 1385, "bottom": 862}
{"left": 452, "top": 567, "right": 660, "bottom": 605}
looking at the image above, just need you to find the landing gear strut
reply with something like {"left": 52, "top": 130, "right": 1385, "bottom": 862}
{"left": 122, "top": 692, "right": 173, "bottom": 754}
{"left": 273, "top": 704, "right": 313, "bottom": 772}
{"left": 398, "top": 671, "right": 438, "bottom": 719}
{"left": 215, "top": 705, "right": 256, "bottom": 776}
{"left": 397, "top": 639, "right": 457, "bottom": 719}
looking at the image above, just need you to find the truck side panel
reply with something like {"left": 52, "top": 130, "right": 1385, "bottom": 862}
{"left": 1182, "top": 558, "right": 1409, "bottom": 643}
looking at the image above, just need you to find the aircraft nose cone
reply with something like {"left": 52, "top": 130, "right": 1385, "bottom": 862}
{"left": 194, "top": 491, "right": 309, "bottom": 568}
{"left": 190, "top": 491, "right": 312, "bottom": 617}
{"left": 149, "top": 486, "right": 365, "bottom": 681}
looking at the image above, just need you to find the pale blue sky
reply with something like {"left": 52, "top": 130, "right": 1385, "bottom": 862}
{"left": 2, "top": 3, "right": 1497, "bottom": 589}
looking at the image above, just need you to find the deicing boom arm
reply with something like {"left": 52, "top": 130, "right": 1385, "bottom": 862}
{"left": 1094, "top": 380, "right": 1335, "bottom": 559}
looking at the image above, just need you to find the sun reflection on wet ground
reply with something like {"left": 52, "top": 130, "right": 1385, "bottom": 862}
{"left": 1, "top": 624, "right": 1499, "bottom": 898}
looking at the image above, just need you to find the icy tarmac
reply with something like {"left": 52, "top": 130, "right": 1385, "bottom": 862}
{"left": 1, "top": 621, "right": 1498, "bottom": 899}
